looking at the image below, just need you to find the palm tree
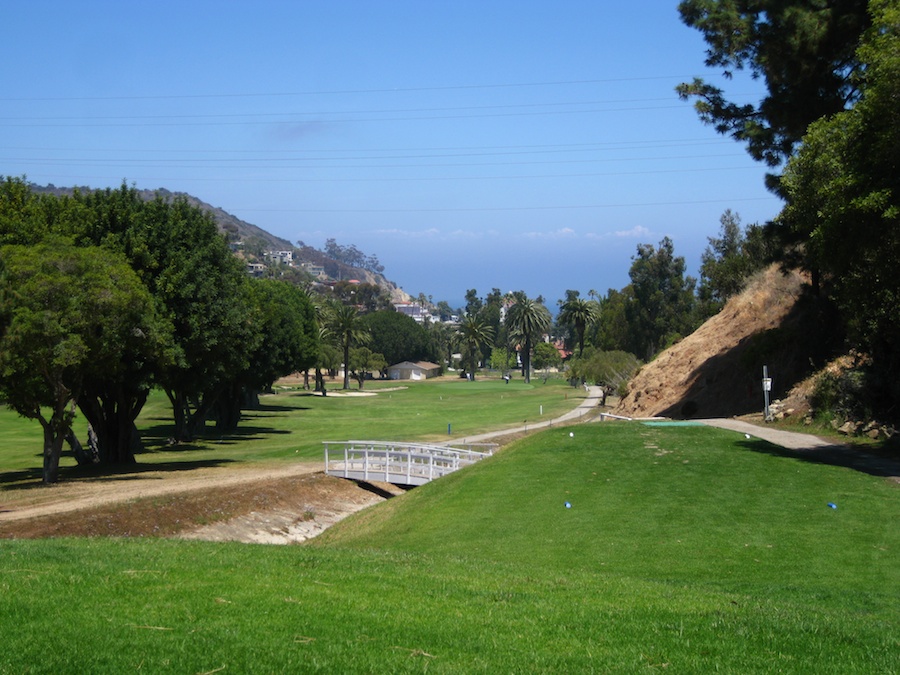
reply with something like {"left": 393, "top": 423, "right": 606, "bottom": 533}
{"left": 558, "top": 297, "right": 599, "bottom": 357}
{"left": 327, "top": 301, "right": 371, "bottom": 389}
{"left": 506, "top": 295, "right": 551, "bottom": 384}
{"left": 457, "top": 314, "right": 494, "bottom": 380}
{"left": 429, "top": 321, "right": 458, "bottom": 369}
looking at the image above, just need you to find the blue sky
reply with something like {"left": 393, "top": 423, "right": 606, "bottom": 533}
{"left": 1, "top": 0, "right": 782, "bottom": 309}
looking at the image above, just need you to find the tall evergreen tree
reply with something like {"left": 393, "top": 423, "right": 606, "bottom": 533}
{"left": 625, "top": 238, "right": 697, "bottom": 360}
{"left": 677, "top": 0, "right": 871, "bottom": 169}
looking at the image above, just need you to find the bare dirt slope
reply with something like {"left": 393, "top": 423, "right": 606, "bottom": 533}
{"left": 0, "top": 462, "right": 402, "bottom": 543}
{"left": 616, "top": 265, "right": 823, "bottom": 420}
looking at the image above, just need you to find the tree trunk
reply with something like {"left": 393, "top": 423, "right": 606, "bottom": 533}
{"left": 522, "top": 338, "right": 532, "bottom": 384}
{"left": 342, "top": 339, "right": 351, "bottom": 389}
{"left": 78, "top": 387, "right": 145, "bottom": 465}
{"left": 314, "top": 367, "right": 323, "bottom": 392}
{"left": 186, "top": 393, "right": 217, "bottom": 440}
{"left": 39, "top": 415, "right": 68, "bottom": 484}
{"left": 214, "top": 382, "right": 251, "bottom": 434}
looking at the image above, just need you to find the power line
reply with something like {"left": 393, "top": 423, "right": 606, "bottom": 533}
{"left": 234, "top": 197, "right": 778, "bottom": 214}
{"left": 0, "top": 76, "right": 694, "bottom": 103}
{"left": 1, "top": 103, "right": 690, "bottom": 128}
{"left": 2, "top": 151, "right": 743, "bottom": 170}
{"left": 10, "top": 165, "right": 756, "bottom": 185}
{"left": 1, "top": 137, "right": 731, "bottom": 157}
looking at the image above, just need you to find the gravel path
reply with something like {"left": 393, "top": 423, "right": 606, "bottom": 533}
{"left": 445, "top": 385, "right": 605, "bottom": 444}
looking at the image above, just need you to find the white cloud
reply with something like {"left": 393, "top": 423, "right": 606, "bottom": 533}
{"left": 585, "top": 225, "right": 651, "bottom": 240}
{"left": 522, "top": 227, "right": 577, "bottom": 240}
{"left": 374, "top": 227, "right": 440, "bottom": 238}
{"left": 614, "top": 225, "right": 652, "bottom": 238}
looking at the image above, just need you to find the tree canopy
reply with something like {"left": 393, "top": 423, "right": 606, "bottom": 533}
{"left": 0, "top": 180, "right": 320, "bottom": 479}
{"left": 361, "top": 310, "right": 432, "bottom": 367}
{"left": 625, "top": 237, "right": 697, "bottom": 361}
{"left": 0, "top": 242, "right": 162, "bottom": 482}
{"left": 776, "top": 0, "right": 900, "bottom": 412}
{"left": 457, "top": 314, "right": 494, "bottom": 380}
{"left": 677, "top": 0, "right": 871, "bottom": 168}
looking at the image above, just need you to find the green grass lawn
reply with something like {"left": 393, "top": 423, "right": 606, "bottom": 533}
{"left": 1, "top": 376, "right": 584, "bottom": 482}
{"left": 1, "top": 421, "right": 897, "bottom": 672}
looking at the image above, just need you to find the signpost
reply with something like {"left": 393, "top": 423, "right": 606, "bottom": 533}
{"left": 762, "top": 365, "right": 773, "bottom": 421}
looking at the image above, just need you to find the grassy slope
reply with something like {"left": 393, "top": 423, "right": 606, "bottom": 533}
{"left": 1, "top": 377, "right": 582, "bottom": 480}
{"left": 2, "top": 423, "right": 897, "bottom": 673}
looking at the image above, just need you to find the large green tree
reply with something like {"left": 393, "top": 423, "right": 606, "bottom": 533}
{"left": 214, "top": 278, "right": 319, "bottom": 431}
{"left": 107, "top": 191, "right": 255, "bottom": 441}
{"left": 0, "top": 181, "right": 288, "bottom": 449}
{"left": 349, "top": 347, "right": 388, "bottom": 389}
{"left": 677, "top": 0, "right": 871, "bottom": 168}
{"left": 506, "top": 293, "right": 552, "bottom": 384}
{"left": 625, "top": 237, "right": 698, "bottom": 361}
{"left": 697, "top": 209, "right": 770, "bottom": 316}
{"left": 588, "top": 287, "right": 634, "bottom": 353}
{"left": 429, "top": 320, "right": 458, "bottom": 369}
{"left": 361, "top": 310, "right": 432, "bottom": 366}
{"left": 0, "top": 242, "right": 161, "bottom": 482}
{"left": 532, "top": 341, "right": 562, "bottom": 380}
{"left": 777, "top": 0, "right": 900, "bottom": 410}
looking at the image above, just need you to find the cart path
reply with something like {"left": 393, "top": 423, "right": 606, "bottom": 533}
{"left": 0, "top": 461, "right": 322, "bottom": 524}
{"left": 699, "top": 418, "right": 900, "bottom": 482}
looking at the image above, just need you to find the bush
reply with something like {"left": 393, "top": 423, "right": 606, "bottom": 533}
{"left": 811, "top": 368, "right": 871, "bottom": 422}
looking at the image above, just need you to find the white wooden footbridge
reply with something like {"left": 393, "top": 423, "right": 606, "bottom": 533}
{"left": 324, "top": 440, "right": 497, "bottom": 486}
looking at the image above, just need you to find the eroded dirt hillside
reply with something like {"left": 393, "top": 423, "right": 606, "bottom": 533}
{"left": 616, "top": 265, "right": 838, "bottom": 420}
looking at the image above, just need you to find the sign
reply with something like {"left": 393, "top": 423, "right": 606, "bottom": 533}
{"left": 762, "top": 377, "right": 772, "bottom": 392}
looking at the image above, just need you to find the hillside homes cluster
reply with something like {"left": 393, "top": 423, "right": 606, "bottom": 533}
{"left": 243, "top": 247, "right": 327, "bottom": 281}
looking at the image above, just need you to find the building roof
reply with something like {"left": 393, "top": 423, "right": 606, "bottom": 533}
{"left": 388, "top": 361, "right": 441, "bottom": 370}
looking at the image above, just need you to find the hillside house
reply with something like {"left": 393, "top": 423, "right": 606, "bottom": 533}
{"left": 300, "top": 261, "right": 327, "bottom": 279}
{"left": 265, "top": 250, "right": 294, "bottom": 265}
{"left": 394, "top": 302, "right": 438, "bottom": 324}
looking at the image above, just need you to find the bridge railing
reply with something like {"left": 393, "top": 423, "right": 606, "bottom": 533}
{"left": 323, "top": 440, "right": 496, "bottom": 486}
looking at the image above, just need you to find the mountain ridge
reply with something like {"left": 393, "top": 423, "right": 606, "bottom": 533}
{"left": 29, "top": 182, "right": 412, "bottom": 303}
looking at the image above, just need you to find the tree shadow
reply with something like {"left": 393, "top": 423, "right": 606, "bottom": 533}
{"left": 252, "top": 403, "right": 311, "bottom": 413}
{"left": 737, "top": 437, "right": 900, "bottom": 481}
{"left": 137, "top": 422, "right": 291, "bottom": 453}
{"left": 0, "top": 457, "right": 237, "bottom": 491}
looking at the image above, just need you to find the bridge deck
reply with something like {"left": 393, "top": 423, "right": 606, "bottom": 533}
{"left": 324, "top": 440, "right": 496, "bottom": 486}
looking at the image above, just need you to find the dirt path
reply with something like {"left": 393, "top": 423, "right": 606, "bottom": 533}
{"left": 0, "top": 461, "right": 322, "bottom": 523}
